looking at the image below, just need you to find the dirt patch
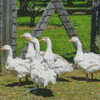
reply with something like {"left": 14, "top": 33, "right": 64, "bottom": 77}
{"left": 17, "top": 26, "right": 35, "bottom": 30}
{"left": 17, "top": 25, "right": 64, "bottom": 30}
{"left": 72, "top": 12, "right": 86, "bottom": 14}
{"left": 44, "top": 25, "right": 64, "bottom": 30}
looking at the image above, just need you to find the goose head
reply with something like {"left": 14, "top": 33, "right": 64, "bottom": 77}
{"left": 69, "top": 37, "right": 83, "bottom": 54}
{"left": 0, "top": 45, "right": 11, "bottom": 51}
{"left": 27, "top": 37, "right": 38, "bottom": 44}
{"left": 20, "top": 32, "right": 32, "bottom": 38}
{"left": 39, "top": 36, "right": 50, "bottom": 42}
{"left": 69, "top": 37, "right": 79, "bottom": 43}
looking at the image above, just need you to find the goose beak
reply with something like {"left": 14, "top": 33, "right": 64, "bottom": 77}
{"left": 27, "top": 38, "right": 32, "bottom": 42}
{"left": 39, "top": 38, "right": 43, "bottom": 41}
{"left": 0, "top": 47, "right": 5, "bottom": 50}
{"left": 69, "top": 38, "right": 73, "bottom": 42}
{"left": 20, "top": 34, "right": 25, "bottom": 37}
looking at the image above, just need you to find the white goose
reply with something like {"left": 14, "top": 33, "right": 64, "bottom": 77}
{"left": 69, "top": 37, "right": 100, "bottom": 81}
{"left": 0, "top": 45, "right": 30, "bottom": 86}
{"left": 39, "top": 36, "right": 73, "bottom": 79}
{"left": 26, "top": 37, "right": 56, "bottom": 90}
{"left": 20, "top": 32, "right": 45, "bottom": 59}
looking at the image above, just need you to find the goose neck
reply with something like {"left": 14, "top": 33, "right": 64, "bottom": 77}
{"left": 76, "top": 40, "right": 83, "bottom": 55}
{"left": 34, "top": 40, "right": 40, "bottom": 60}
{"left": 28, "top": 42, "right": 34, "bottom": 51}
{"left": 46, "top": 39, "right": 52, "bottom": 53}
{"left": 7, "top": 48, "right": 13, "bottom": 62}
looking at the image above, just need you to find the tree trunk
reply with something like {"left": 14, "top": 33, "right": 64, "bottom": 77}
{"left": 67, "top": 0, "right": 73, "bottom": 6}
{"left": 19, "top": 0, "right": 29, "bottom": 16}
{"left": 30, "top": 0, "right": 35, "bottom": 27}
{"left": 90, "top": 0, "right": 99, "bottom": 53}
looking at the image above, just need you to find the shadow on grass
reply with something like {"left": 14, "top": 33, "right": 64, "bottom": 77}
{"left": 61, "top": 52, "right": 76, "bottom": 63}
{"left": 65, "top": 52, "right": 76, "bottom": 55}
{"left": 71, "top": 76, "right": 100, "bottom": 82}
{"left": 5, "top": 81, "right": 33, "bottom": 87}
{"left": 57, "top": 78, "right": 71, "bottom": 82}
{"left": 30, "top": 88, "right": 54, "bottom": 97}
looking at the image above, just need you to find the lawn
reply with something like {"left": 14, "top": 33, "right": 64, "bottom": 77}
{"left": 1, "top": 12, "right": 100, "bottom": 99}
{"left": 1, "top": 69, "right": 100, "bottom": 99}
{"left": 17, "top": 14, "right": 91, "bottom": 58}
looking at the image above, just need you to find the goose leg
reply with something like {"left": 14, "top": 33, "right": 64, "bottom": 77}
{"left": 29, "top": 85, "right": 39, "bottom": 91}
{"left": 57, "top": 74, "right": 59, "bottom": 81}
{"left": 35, "top": 85, "right": 39, "bottom": 93}
{"left": 18, "top": 78, "right": 21, "bottom": 86}
{"left": 25, "top": 76, "right": 28, "bottom": 82}
{"left": 90, "top": 73, "right": 93, "bottom": 80}
{"left": 85, "top": 74, "right": 88, "bottom": 82}
{"left": 37, "top": 85, "right": 39, "bottom": 89}
{"left": 45, "top": 86, "right": 47, "bottom": 89}
{"left": 45, "top": 86, "right": 48, "bottom": 93}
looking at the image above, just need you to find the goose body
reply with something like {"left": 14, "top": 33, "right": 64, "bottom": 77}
{"left": 30, "top": 64, "right": 56, "bottom": 87}
{"left": 0, "top": 45, "right": 30, "bottom": 86}
{"left": 27, "top": 37, "right": 56, "bottom": 88}
{"left": 69, "top": 37, "right": 100, "bottom": 81}
{"left": 20, "top": 33, "right": 45, "bottom": 60}
{"left": 39, "top": 36, "right": 73, "bottom": 78}
{"left": 25, "top": 42, "right": 35, "bottom": 59}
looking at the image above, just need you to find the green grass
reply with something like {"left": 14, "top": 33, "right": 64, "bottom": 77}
{"left": 17, "top": 14, "right": 91, "bottom": 59}
{"left": 73, "top": 1, "right": 87, "bottom": 4}
{"left": 1, "top": 69, "right": 100, "bottom": 99}
{"left": 17, "top": 13, "right": 62, "bottom": 26}
{"left": 17, "top": 17, "right": 31, "bottom": 26}
{"left": 17, "top": 13, "right": 91, "bottom": 26}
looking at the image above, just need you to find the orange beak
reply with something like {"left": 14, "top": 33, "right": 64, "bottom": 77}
{"left": 69, "top": 38, "right": 73, "bottom": 42}
{"left": 27, "top": 38, "right": 32, "bottom": 42}
{"left": 39, "top": 38, "right": 43, "bottom": 42}
{"left": 20, "top": 34, "right": 25, "bottom": 37}
{"left": 0, "top": 47, "right": 5, "bottom": 50}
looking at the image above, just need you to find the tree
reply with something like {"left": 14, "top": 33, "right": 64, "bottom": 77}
{"left": 67, "top": 0, "right": 73, "bottom": 6}
{"left": 18, "top": 0, "right": 29, "bottom": 15}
